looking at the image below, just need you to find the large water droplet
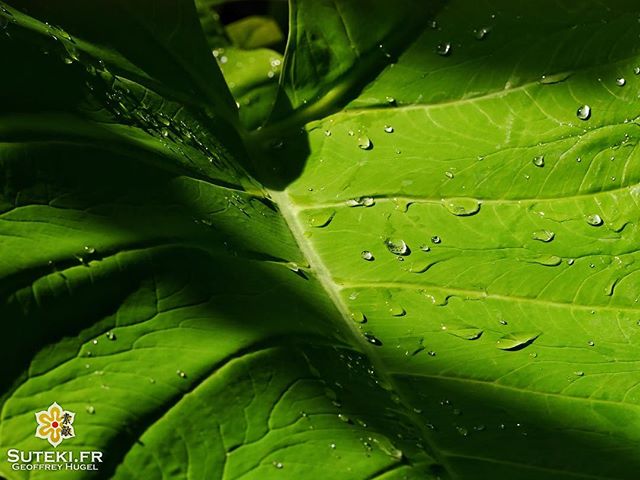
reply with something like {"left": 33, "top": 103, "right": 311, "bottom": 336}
{"left": 586, "top": 214, "right": 603, "bottom": 226}
{"left": 496, "top": 332, "right": 540, "bottom": 350}
{"left": 441, "top": 322, "right": 483, "bottom": 340}
{"left": 443, "top": 197, "right": 481, "bottom": 216}
{"left": 616, "top": 77, "right": 626, "bottom": 86}
{"left": 385, "top": 238, "right": 409, "bottom": 255}
{"left": 576, "top": 104, "right": 591, "bottom": 120}
{"left": 532, "top": 230, "right": 555, "bottom": 242}
{"left": 532, "top": 155, "right": 545, "bottom": 167}
{"left": 358, "top": 136, "right": 372, "bottom": 150}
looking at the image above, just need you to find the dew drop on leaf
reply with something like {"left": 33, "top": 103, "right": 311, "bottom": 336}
{"left": 431, "top": 235, "right": 442, "bottom": 244}
{"left": 384, "top": 125, "right": 394, "bottom": 133}
{"left": 106, "top": 331, "right": 116, "bottom": 341}
{"left": 436, "top": 42, "right": 452, "bottom": 56}
{"left": 86, "top": 405, "right": 95, "bottom": 414}
{"left": 496, "top": 332, "right": 541, "bottom": 350}
{"left": 532, "top": 230, "right": 555, "bottom": 242}
{"left": 346, "top": 196, "right": 375, "bottom": 207}
{"left": 419, "top": 244, "right": 431, "bottom": 252}
{"left": 444, "top": 170, "right": 455, "bottom": 179}
{"left": 337, "top": 413, "right": 351, "bottom": 423}
{"left": 577, "top": 104, "right": 591, "bottom": 120}
{"left": 272, "top": 462, "right": 283, "bottom": 469}
{"left": 361, "top": 250, "right": 374, "bottom": 261}
{"left": 635, "top": 66, "right": 640, "bottom": 75}
{"left": 616, "top": 77, "right": 626, "bottom": 86}
{"left": 177, "top": 370, "right": 187, "bottom": 378}
{"left": 351, "top": 311, "right": 367, "bottom": 324}
{"left": 385, "top": 238, "right": 409, "bottom": 255}
{"left": 574, "top": 371, "right": 585, "bottom": 377}
{"left": 364, "top": 332, "right": 383, "bottom": 346}
{"left": 441, "top": 322, "right": 483, "bottom": 340}
{"left": 586, "top": 214, "right": 603, "bottom": 226}
{"left": 532, "top": 155, "right": 545, "bottom": 167}
{"left": 474, "top": 26, "right": 490, "bottom": 40}
{"left": 442, "top": 197, "right": 481, "bottom": 216}
{"left": 357, "top": 136, "right": 372, "bottom": 150}
{"left": 588, "top": 340, "right": 595, "bottom": 346}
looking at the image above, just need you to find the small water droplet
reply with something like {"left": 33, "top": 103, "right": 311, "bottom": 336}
{"left": 389, "top": 305, "right": 406, "bottom": 317}
{"left": 574, "top": 370, "right": 585, "bottom": 377}
{"left": 474, "top": 26, "right": 490, "bottom": 40}
{"left": 499, "top": 320, "right": 508, "bottom": 325}
{"left": 177, "top": 370, "right": 187, "bottom": 378}
{"left": 92, "top": 339, "right": 98, "bottom": 345}
{"left": 496, "top": 332, "right": 541, "bottom": 350}
{"left": 586, "top": 214, "right": 603, "bottom": 226}
{"left": 106, "top": 331, "right": 116, "bottom": 341}
{"left": 273, "top": 461, "right": 283, "bottom": 469}
{"left": 532, "top": 230, "right": 555, "bottom": 242}
{"left": 588, "top": 340, "right": 595, "bottom": 346}
{"left": 436, "top": 42, "right": 452, "bottom": 56}
{"left": 86, "top": 405, "right": 95, "bottom": 414}
{"left": 351, "top": 311, "right": 367, "bottom": 324}
{"left": 361, "top": 250, "right": 374, "bottom": 261}
{"left": 324, "top": 130, "right": 332, "bottom": 136}
{"left": 444, "top": 170, "right": 455, "bottom": 179}
{"left": 577, "top": 104, "right": 591, "bottom": 120}
{"left": 634, "top": 66, "right": 640, "bottom": 75}
{"left": 346, "top": 196, "right": 375, "bottom": 207}
{"left": 419, "top": 244, "right": 431, "bottom": 252}
{"left": 384, "top": 125, "right": 394, "bottom": 133}
{"left": 456, "top": 426, "right": 468, "bottom": 437}
{"left": 364, "top": 332, "right": 383, "bottom": 346}
{"left": 337, "top": 413, "right": 351, "bottom": 423}
{"left": 532, "top": 155, "right": 545, "bottom": 167}
{"left": 428, "top": 350, "right": 436, "bottom": 356}
{"left": 358, "top": 136, "right": 372, "bottom": 150}
{"left": 385, "top": 96, "right": 396, "bottom": 105}
{"left": 330, "top": 443, "right": 336, "bottom": 449}
{"left": 385, "top": 238, "right": 409, "bottom": 255}
{"left": 442, "top": 197, "right": 481, "bottom": 216}
{"left": 616, "top": 77, "right": 626, "bottom": 86}
{"left": 431, "top": 236, "right": 441, "bottom": 244}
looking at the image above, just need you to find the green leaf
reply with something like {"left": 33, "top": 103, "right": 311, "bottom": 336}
{"left": 226, "top": 16, "right": 284, "bottom": 50}
{"left": 3, "top": 0, "right": 640, "bottom": 479}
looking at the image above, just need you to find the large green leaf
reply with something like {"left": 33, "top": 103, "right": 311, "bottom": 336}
{"left": 2, "top": 1, "right": 640, "bottom": 479}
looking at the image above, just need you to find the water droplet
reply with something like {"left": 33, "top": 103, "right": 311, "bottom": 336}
{"left": 384, "top": 125, "right": 394, "bottom": 133}
{"left": 576, "top": 104, "right": 591, "bottom": 121}
{"left": 273, "top": 461, "right": 283, "bottom": 469}
{"left": 86, "top": 405, "right": 95, "bottom": 414}
{"left": 358, "top": 136, "right": 372, "bottom": 150}
{"left": 351, "top": 311, "right": 367, "bottom": 324}
{"left": 441, "top": 322, "right": 483, "bottom": 340}
{"left": 385, "top": 238, "right": 409, "bottom": 255}
{"left": 431, "top": 236, "right": 441, "bottom": 244}
{"left": 635, "top": 66, "right": 640, "bottom": 75}
{"left": 419, "top": 245, "right": 431, "bottom": 252}
{"left": 337, "top": 413, "right": 351, "bottom": 423}
{"left": 177, "top": 370, "right": 187, "bottom": 378}
{"left": 574, "top": 371, "right": 585, "bottom": 377}
{"left": 616, "top": 77, "right": 626, "bottom": 86}
{"left": 442, "top": 197, "right": 481, "bottom": 216}
{"left": 539, "top": 72, "right": 571, "bottom": 84}
{"left": 496, "top": 332, "right": 541, "bottom": 350}
{"left": 586, "top": 214, "right": 603, "bottom": 226}
{"left": 106, "top": 331, "right": 116, "bottom": 341}
{"left": 436, "top": 42, "right": 452, "bottom": 56}
{"left": 330, "top": 443, "right": 336, "bottom": 449}
{"left": 474, "top": 26, "right": 490, "bottom": 40}
{"left": 532, "top": 230, "right": 555, "bottom": 242}
{"left": 363, "top": 332, "right": 383, "bottom": 346}
{"left": 588, "top": 340, "right": 595, "bottom": 346}
{"left": 361, "top": 250, "right": 374, "bottom": 261}
{"left": 428, "top": 350, "right": 436, "bottom": 356}
{"left": 389, "top": 305, "right": 406, "bottom": 317}
{"left": 532, "top": 155, "right": 545, "bottom": 167}
{"left": 324, "top": 130, "right": 331, "bottom": 136}
{"left": 385, "top": 96, "right": 396, "bottom": 105}
{"left": 499, "top": 320, "right": 508, "bottom": 325}
{"left": 444, "top": 170, "right": 455, "bottom": 179}
{"left": 92, "top": 339, "right": 98, "bottom": 345}
{"left": 346, "top": 196, "right": 375, "bottom": 207}
{"left": 456, "top": 426, "right": 468, "bottom": 437}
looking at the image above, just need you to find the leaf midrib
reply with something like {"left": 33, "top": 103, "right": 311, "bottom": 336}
{"left": 270, "top": 189, "right": 460, "bottom": 478}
